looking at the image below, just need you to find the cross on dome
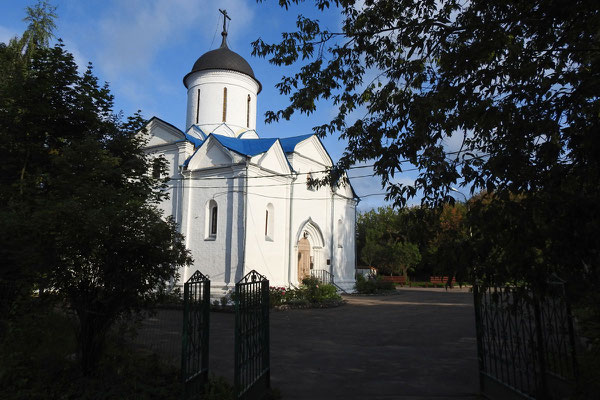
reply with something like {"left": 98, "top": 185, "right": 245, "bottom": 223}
{"left": 218, "top": 9, "right": 231, "bottom": 48}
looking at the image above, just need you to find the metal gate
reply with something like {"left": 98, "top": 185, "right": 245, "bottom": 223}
{"left": 181, "top": 271, "right": 211, "bottom": 399}
{"left": 473, "top": 278, "right": 578, "bottom": 399}
{"left": 234, "top": 270, "right": 270, "bottom": 399}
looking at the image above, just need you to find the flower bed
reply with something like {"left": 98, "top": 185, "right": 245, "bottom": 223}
{"left": 269, "top": 277, "right": 344, "bottom": 309}
{"left": 208, "top": 277, "right": 345, "bottom": 311}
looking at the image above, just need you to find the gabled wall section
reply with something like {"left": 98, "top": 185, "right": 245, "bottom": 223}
{"left": 186, "top": 136, "right": 245, "bottom": 170}
{"left": 292, "top": 136, "right": 333, "bottom": 169}
{"left": 143, "top": 117, "right": 186, "bottom": 148}
{"left": 252, "top": 141, "right": 292, "bottom": 175}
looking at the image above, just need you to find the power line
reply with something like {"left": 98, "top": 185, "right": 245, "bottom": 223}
{"left": 170, "top": 147, "right": 483, "bottom": 182}
{"left": 165, "top": 166, "right": 422, "bottom": 191}
{"left": 178, "top": 189, "right": 387, "bottom": 201}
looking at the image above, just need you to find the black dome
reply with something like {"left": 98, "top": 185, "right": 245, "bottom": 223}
{"left": 183, "top": 41, "right": 262, "bottom": 93}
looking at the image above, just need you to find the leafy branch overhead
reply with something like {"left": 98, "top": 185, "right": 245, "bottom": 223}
{"left": 253, "top": 0, "right": 600, "bottom": 206}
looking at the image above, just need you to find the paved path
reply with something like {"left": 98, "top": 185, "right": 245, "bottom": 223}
{"left": 138, "top": 288, "right": 480, "bottom": 399}
{"left": 212, "top": 288, "right": 479, "bottom": 399}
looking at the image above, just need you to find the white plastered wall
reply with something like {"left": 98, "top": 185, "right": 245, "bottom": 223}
{"left": 243, "top": 143, "right": 293, "bottom": 286}
{"left": 286, "top": 137, "right": 333, "bottom": 286}
{"left": 181, "top": 140, "right": 247, "bottom": 290}
{"left": 184, "top": 69, "right": 259, "bottom": 134}
{"left": 141, "top": 119, "right": 194, "bottom": 235}
{"left": 286, "top": 137, "right": 357, "bottom": 290}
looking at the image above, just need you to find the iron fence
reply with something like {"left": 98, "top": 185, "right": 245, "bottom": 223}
{"left": 234, "top": 270, "right": 270, "bottom": 400}
{"left": 310, "top": 269, "right": 334, "bottom": 284}
{"left": 473, "top": 279, "right": 578, "bottom": 400}
{"left": 125, "top": 307, "right": 183, "bottom": 365}
{"left": 182, "top": 271, "right": 211, "bottom": 399}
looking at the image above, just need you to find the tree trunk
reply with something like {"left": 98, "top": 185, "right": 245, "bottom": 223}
{"left": 76, "top": 307, "right": 111, "bottom": 375}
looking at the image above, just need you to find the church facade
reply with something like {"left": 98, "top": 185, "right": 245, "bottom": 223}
{"left": 141, "top": 27, "right": 358, "bottom": 292}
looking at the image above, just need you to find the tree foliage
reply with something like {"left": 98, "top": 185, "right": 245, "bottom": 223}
{"left": 357, "top": 207, "right": 421, "bottom": 277}
{"left": 357, "top": 205, "right": 473, "bottom": 281}
{"left": 255, "top": 0, "right": 599, "bottom": 202}
{"left": 255, "top": 0, "right": 600, "bottom": 285}
{"left": 0, "top": 4, "right": 191, "bottom": 374}
{"left": 428, "top": 203, "right": 470, "bottom": 283}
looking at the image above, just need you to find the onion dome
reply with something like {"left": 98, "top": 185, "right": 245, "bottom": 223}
{"left": 183, "top": 28, "right": 262, "bottom": 93}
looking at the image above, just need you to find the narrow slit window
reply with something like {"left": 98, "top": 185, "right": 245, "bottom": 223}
{"left": 246, "top": 94, "right": 251, "bottom": 127}
{"left": 222, "top": 87, "right": 227, "bottom": 122}
{"left": 211, "top": 205, "right": 218, "bottom": 236}
{"left": 206, "top": 200, "right": 218, "bottom": 239}
{"left": 151, "top": 157, "right": 162, "bottom": 179}
{"left": 195, "top": 89, "right": 200, "bottom": 124}
{"left": 265, "top": 210, "right": 269, "bottom": 236}
{"left": 265, "top": 203, "right": 274, "bottom": 241}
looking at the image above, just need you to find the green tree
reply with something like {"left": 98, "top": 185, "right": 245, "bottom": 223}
{"left": 255, "top": 2, "right": 598, "bottom": 391}
{"left": 0, "top": 5, "right": 191, "bottom": 374}
{"left": 427, "top": 202, "right": 470, "bottom": 284}
{"left": 357, "top": 207, "right": 421, "bottom": 277}
{"left": 255, "top": 0, "right": 599, "bottom": 282}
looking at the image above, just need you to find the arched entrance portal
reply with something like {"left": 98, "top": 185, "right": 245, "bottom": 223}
{"left": 294, "top": 218, "right": 326, "bottom": 284}
{"left": 297, "top": 237, "right": 311, "bottom": 281}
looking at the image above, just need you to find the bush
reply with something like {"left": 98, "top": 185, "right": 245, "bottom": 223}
{"left": 354, "top": 274, "right": 396, "bottom": 294}
{"left": 269, "top": 286, "right": 287, "bottom": 307}
{"left": 268, "top": 278, "right": 342, "bottom": 308}
{"left": 0, "top": 307, "right": 182, "bottom": 400}
{"left": 301, "top": 276, "right": 342, "bottom": 303}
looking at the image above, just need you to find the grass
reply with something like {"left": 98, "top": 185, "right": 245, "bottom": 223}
{"left": 0, "top": 305, "right": 182, "bottom": 400}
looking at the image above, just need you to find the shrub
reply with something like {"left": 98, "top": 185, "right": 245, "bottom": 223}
{"left": 269, "top": 286, "right": 286, "bottom": 307}
{"left": 301, "top": 277, "right": 342, "bottom": 303}
{"left": 354, "top": 274, "right": 396, "bottom": 294}
{"left": 355, "top": 274, "right": 377, "bottom": 294}
{"left": 0, "top": 307, "right": 181, "bottom": 400}
{"left": 267, "top": 279, "right": 342, "bottom": 308}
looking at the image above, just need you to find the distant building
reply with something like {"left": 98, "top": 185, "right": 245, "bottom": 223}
{"left": 356, "top": 266, "right": 377, "bottom": 278}
{"left": 141, "top": 18, "right": 358, "bottom": 292}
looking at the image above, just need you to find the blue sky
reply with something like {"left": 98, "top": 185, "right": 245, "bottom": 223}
{"left": 0, "top": 0, "right": 450, "bottom": 210}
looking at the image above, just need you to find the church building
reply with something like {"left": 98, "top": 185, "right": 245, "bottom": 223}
{"left": 141, "top": 17, "right": 358, "bottom": 292}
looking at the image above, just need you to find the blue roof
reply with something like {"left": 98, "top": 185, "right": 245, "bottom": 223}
{"left": 279, "top": 134, "right": 313, "bottom": 153}
{"left": 184, "top": 132, "right": 204, "bottom": 148}
{"left": 212, "top": 134, "right": 277, "bottom": 156}
{"left": 182, "top": 133, "right": 318, "bottom": 172}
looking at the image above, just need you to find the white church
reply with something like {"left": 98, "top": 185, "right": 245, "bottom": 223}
{"left": 141, "top": 17, "right": 358, "bottom": 292}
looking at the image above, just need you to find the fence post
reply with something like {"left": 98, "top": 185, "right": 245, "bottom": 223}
{"left": 472, "top": 282, "right": 485, "bottom": 395}
{"left": 234, "top": 270, "right": 270, "bottom": 399}
{"left": 181, "top": 271, "right": 210, "bottom": 399}
{"left": 533, "top": 294, "right": 549, "bottom": 399}
{"left": 559, "top": 283, "right": 580, "bottom": 385}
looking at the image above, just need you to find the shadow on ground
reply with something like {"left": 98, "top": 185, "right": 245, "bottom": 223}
{"left": 137, "top": 288, "right": 480, "bottom": 399}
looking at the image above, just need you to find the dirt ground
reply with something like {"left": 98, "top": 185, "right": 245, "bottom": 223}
{"left": 137, "top": 287, "right": 480, "bottom": 399}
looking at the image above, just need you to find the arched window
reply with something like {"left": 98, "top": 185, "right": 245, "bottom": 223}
{"left": 195, "top": 89, "right": 200, "bottom": 124}
{"left": 246, "top": 94, "right": 251, "bottom": 127}
{"left": 337, "top": 219, "right": 343, "bottom": 248}
{"left": 205, "top": 200, "right": 218, "bottom": 239}
{"left": 265, "top": 203, "right": 274, "bottom": 241}
{"left": 151, "top": 157, "right": 162, "bottom": 179}
{"left": 307, "top": 172, "right": 316, "bottom": 191}
{"left": 222, "top": 87, "right": 227, "bottom": 122}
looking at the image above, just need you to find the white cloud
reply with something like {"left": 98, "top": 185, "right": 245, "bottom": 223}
{"left": 62, "top": 40, "right": 90, "bottom": 73}
{"left": 347, "top": 161, "right": 423, "bottom": 210}
{"left": 0, "top": 25, "right": 17, "bottom": 44}
{"left": 442, "top": 129, "right": 469, "bottom": 154}
{"left": 96, "top": 0, "right": 254, "bottom": 78}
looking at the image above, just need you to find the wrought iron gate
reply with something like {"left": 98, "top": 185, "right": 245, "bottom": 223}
{"left": 234, "top": 270, "right": 270, "bottom": 399}
{"left": 181, "top": 271, "right": 210, "bottom": 399}
{"left": 473, "top": 279, "right": 578, "bottom": 399}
